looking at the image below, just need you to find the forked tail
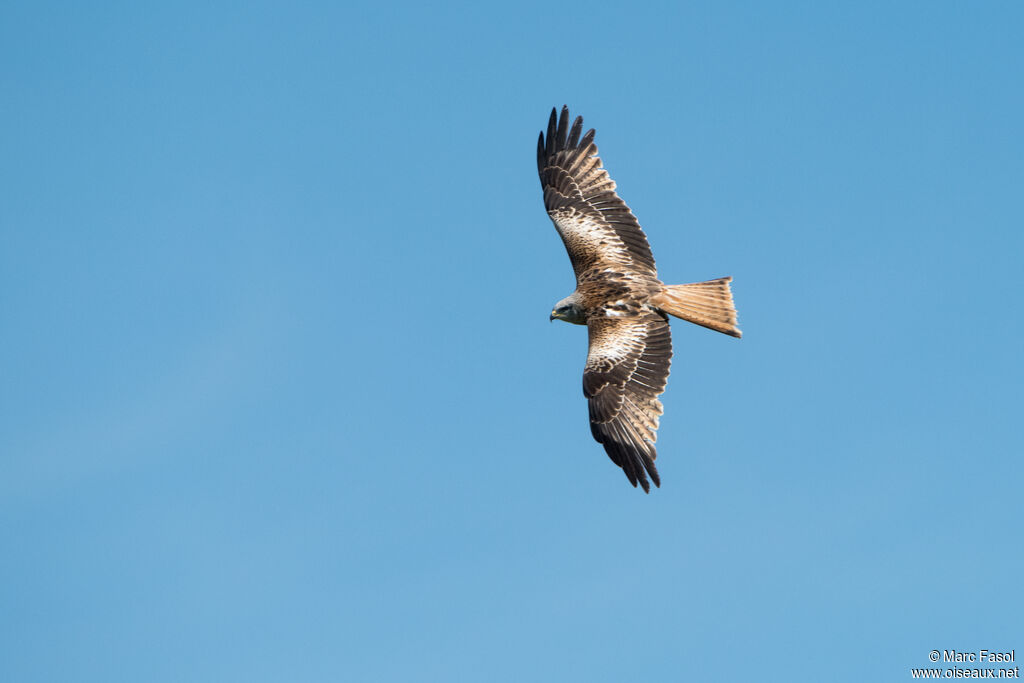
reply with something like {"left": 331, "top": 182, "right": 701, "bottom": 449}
{"left": 651, "top": 277, "right": 742, "bottom": 338}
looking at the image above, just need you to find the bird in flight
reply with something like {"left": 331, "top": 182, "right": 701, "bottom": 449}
{"left": 538, "top": 106, "right": 741, "bottom": 492}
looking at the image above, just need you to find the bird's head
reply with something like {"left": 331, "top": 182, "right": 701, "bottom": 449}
{"left": 550, "top": 294, "right": 586, "bottom": 325}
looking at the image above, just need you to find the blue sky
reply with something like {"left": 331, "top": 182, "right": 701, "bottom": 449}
{"left": 2, "top": 2, "right": 1022, "bottom": 681}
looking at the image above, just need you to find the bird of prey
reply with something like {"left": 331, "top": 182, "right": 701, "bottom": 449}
{"left": 538, "top": 106, "right": 741, "bottom": 492}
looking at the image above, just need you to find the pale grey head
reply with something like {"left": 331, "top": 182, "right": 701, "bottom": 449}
{"left": 550, "top": 292, "right": 586, "bottom": 325}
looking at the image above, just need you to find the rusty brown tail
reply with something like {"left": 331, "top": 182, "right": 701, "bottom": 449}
{"left": 650, "top": 276, "right": 742, "bottom": 338}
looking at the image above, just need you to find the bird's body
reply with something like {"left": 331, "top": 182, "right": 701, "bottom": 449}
{"left": 539, "top": 106, "right": 741, "bottom": 492}
{"left": 553, "top": 268, "right": 659, "bottom": 323}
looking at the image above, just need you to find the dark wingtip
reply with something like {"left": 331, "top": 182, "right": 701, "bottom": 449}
{"left": 540, "top": 106, "right": 592, "bottom": 166}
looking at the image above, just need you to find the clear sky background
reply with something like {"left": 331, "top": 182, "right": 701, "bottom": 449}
{"left": 2, "top": 2, "right": 1022, "bottom": 681}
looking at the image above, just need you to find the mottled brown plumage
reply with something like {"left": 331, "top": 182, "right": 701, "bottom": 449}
{"left": 539, "top": 105, "right": 741, "bottom": 492}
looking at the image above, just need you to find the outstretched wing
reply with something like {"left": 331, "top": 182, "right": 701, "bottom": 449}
{"left": 538, "top": 106, "right": 658, "bottom": 280}
{"left": 584, "top": 313, "right": 672, "bottom": 492}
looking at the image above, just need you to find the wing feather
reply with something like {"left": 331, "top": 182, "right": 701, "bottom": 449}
{"left": 583, "top": 314, "right": 672, "bottom": 492}
{"left": 538, "top": 106, "right": 658, "bottom": 280}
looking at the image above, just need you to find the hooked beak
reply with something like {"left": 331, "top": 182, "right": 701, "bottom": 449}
{"left": 550, "top": 310, "right": 558, "bottom": 322}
